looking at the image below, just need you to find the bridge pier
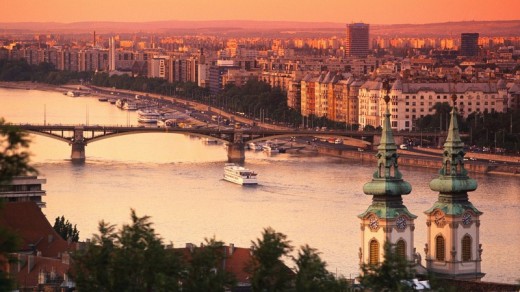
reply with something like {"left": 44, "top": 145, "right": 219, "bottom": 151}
{"left": 227, "top": 142, "right": 245, "bottom": 163}
{"left": 70, "top": 127, "right": 86, "bottom": 162}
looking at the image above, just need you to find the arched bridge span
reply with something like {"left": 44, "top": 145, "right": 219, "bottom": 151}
{"left": 16, "top": 124, "right": 455, "bottom": 163}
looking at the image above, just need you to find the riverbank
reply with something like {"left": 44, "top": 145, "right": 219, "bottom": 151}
{"left": 314, "top": 146, "right": 520, "bottom": 176}
{"left": 2, "top": 81, "right": 519, "bottom": 176}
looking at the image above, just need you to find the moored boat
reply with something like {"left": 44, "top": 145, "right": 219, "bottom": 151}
{"left": 248, "top": 142, "right": 263, "bottom": 151}
{"left": 137, "top": 109, "right": 161, "bottom": 123}
{"left": 123, "top": 101, "right": 138, "bottom": 111}
{"left": 262, "top": 144, "right": 279, "bottom": 154}
{"left": 223, "top": 163, "right": 258, "bottom": 185}
{"left": 66, "top": 91, "right": 80, "bottom": 97}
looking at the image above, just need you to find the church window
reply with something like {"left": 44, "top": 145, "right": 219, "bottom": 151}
{"left": 369, "top": 239, "right": 379, "bottom": 265}
{"left": 462, "top": 235, "right": 472, "bottom": 261}
{"left": 436, "top": 235, "right": 445, "bottom": 261}
{"left": 396, "top": 240, "right": 406, "bottom": 259}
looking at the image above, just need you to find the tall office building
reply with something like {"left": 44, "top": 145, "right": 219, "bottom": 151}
{"left": 109, "top": 37, "right": 116, "bottom": 71}
{"left": 460, "top": 33, "right": 479, "bottom": 57}
{"left": 346, "top": 23, "right": 369, "bottom": 57}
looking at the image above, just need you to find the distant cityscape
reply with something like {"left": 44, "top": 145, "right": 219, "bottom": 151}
{"left": 1, "top": 20, "right": 520, "bottom": 133}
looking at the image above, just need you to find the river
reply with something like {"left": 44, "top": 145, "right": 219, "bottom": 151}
{"left": 1, "top": 87, "right": 519, "bottom": 284}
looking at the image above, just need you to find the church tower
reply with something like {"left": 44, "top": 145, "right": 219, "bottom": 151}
{"left": 358, "top": 80, "right": 417, "bottom": 267}
{"left": 424, "top": 94, "right": 484, "bottom": 280}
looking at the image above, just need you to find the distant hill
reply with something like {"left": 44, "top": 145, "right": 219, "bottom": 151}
{"left": 0, "top": 20, "right": 519, "bottom": 37}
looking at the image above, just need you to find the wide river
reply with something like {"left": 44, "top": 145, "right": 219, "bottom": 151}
{"left": 1, "top": 87, "right": 519, "bottom": 283}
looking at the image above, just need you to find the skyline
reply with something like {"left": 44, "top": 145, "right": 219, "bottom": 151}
{"left": 2, "top": 0, "right": 519, "bottom": 25}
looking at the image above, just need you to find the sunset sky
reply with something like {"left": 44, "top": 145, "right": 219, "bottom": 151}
{"left": 2, "top": 0, "right": 519, "bottom": 24}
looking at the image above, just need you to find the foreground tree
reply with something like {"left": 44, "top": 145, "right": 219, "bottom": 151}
{"left": 359, "top": 242, "right": 416, "bottom": 292}
{"left": 183, "top": 237, "right": 236, "bottom": 292}
{"left": 0, "top": 118, "right": 36, "bottom": 185}
{"left": 249, "top": 227, "right": 294, "bottom": 291}
{"left": 294, "top": 245, "right": 349, "bottom": 292}
{"left": 71, "top": 209, "right": 184, "bottom": 291}
{"left": 53, "top": 215, "right": 80, "bottom": 242}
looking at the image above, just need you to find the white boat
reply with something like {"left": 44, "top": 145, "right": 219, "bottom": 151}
{"left": 158, "top": 119, "right": 178, "bottom": 128}
{"left": 137, "top": 109, "right": 161, "bottom": 123}
{"left": 115, "top": 99, "right": 125, "bottom": 108}
{"left": 123, "top": 102, "right": 138, "bottom": 111}
{"left": 202, "top": 137, "right": 218, "bottom": 144}
{"left": 223, "top": 163, "right": 258, "bottom": 185}
{"left": 66, "top": 91, "right": 80, "bottom": 97}
{"left": 262, "top": 144, "right": 279, "bottom": 154}
{"left": 248, "top": 142, "right": 263, "bottom": 151}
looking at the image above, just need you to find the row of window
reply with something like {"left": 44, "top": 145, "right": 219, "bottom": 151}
{"left": 405, "top": 95, "right": 496, "bottom": 100}
{"left": 368, "top": 235, "right": 472, "bottom": 265}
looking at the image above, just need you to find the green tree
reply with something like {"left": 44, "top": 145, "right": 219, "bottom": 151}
{"left": 248, "top": 227, "right": 294, "bottom": 292}
{"left": 294, "top": 245, "right": 349, "bottom": 292}
{"left": 0, "top": 118, "right": 37, "bottom": 185}
{"left": 53, "top": 215, "right": 80, "bottom": 242}
{"left": 359, "top": 242, "right": 416, "bottom": 292}
{"left": 183, "top": 237, "right": 236, "bottom": 292}
{"left": 71, "top": 209, "right": 184, "bottom": 292}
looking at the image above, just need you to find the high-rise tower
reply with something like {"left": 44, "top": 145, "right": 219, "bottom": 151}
{"left": 424, "top": 93, "right": 484, "bottom": 280}
{"left": 109, "top": 36, "right": 116, "bottom": 71}
{"left": 358, "top": 80, "right": 416, "bottom": 267}
{"left": 346, "top": 23, "right": 369, "bottom": 57}
{"left": 460, "top": 33, "right": 479, "bottom": 57}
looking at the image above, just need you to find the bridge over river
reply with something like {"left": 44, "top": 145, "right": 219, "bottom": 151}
{"left": 16, "top": 123, "right": 455, "bottom": 163}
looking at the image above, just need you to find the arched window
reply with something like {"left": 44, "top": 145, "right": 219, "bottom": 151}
{"left": 462, "top": 235, "right": 472, "bottom": 261}
{"left": 396, "top": 239, "right": 406, "bottom": 259}
{"left": 436, "top": 235, "right": 445, "bottom": 261}
{"left": 369, "top": 239, "right": 379, "bottom": 265}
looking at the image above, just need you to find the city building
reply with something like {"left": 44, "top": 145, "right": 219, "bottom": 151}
{"left": 0, "top": 176, "right": 46, "bottom": 207}
{"left": 358, "top": 83, "right": 417, "bottom": 266}
{"left": 346, "top": 23, "right": 370, "bottom": 57}
{"left": 358, "top": 80, "right": 510, "bottom": 131}
{"left": 424, "top": 95, "right": 484, "bottom": 280}
{"left": 460, "top": 33, "right": 480, "bottom": 57}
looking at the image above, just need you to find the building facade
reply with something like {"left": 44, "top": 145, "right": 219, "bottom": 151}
{"left": 346, "top": 23, "right": 370, "bottom": 57}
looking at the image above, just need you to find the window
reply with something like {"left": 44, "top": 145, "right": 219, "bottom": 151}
{"left": 462, "top": 235, "right": 472, "bottom": 261}
{"left": 436, "top": 235, "right": 445, "bottom": 261}
{"left": 396, "top": 240, "right": 406, "bottom": 259}
{"left": 369, "top": 240, "right": 379, "bottom": 265}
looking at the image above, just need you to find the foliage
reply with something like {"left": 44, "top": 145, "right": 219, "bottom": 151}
{"left": 53, "top": 216, "right": 80, "bottom": 242}
{"left": 0, "top": 118, "right": 37, "bottom": 186}
{"left": 416, "top": 103, "right": 520, "bottom": 153}
{"left": 0, "top": 59, "right": 92, "bottom": 85}
{"left": 359, "top": 242, "right": 416, "bottom": 292}
{"left": 248, "top": 227, "right": 294, "bottom": 291}
{"left": 182, "top": 237, "right": 236, "bottom": 292}
{"left": 294, "top": 244, "right": 349, "bottom": 292}
{"left": 71, "top": 209, "right": 185, "bottom": 292}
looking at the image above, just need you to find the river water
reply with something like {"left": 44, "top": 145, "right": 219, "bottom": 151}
{"left": 1, "top": 87, "right": 519, "bottom": 284}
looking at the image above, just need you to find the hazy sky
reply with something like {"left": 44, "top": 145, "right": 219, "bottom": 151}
{"left": 2, "top": 0, "right": 519, "bottom": 24}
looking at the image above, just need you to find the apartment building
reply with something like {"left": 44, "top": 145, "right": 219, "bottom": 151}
{"left": 358, "top": 79, "right": 510, "bottom": 131}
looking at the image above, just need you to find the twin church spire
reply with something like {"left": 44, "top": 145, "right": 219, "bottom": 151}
{"left": 359, "top": 82, "right": 483, "bottom": 281}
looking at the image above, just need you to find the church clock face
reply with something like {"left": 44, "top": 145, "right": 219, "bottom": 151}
{"left": 368, "top": 215, "right": 379, "bottom": 231}
{"left": 434, "top": 210, "right": 446, "bottom": 226}
{"left": 396, "top": 216, "right": 407, "bottom": 230}
{"left": 462, "top": 212, "right": 472, "bottom": 225}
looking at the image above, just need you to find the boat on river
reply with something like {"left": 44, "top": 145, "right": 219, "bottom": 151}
{"left": 66, "top": 91, "right": 80, "bottom": 97}
{"left": 223, "top": 163, "right": 258, "bottom": 185}
{"left": 137, "top": 109, "right": 161, "bottom": 123}
{"left": 262, "top": 143, "right": 279, "bottom": 154}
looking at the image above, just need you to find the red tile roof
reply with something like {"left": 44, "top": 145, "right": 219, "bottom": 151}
{"left": 176, "top": 243, "right": 253, "bottom": 284}
{"left": 0, "top": 202, "right": 73, "bottom": 258}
